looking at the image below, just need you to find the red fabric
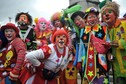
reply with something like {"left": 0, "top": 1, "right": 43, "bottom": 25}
{"left": 86, "top": 41, "right": 96, "bottom": 82}
{"left": 19, "top": 68, "right": 34, "bottom": 84}
{"left": 91, "top": 34, "right": 110, "bottom": 54}
{"left": 11, "top": 38, "right": 26, "bottom": 73}
{"left": 9, "top": 69, "right": 19, "bottom": 80}
{"left": 40, "top": 45, "right": 51, "bottom": 59}
{"left": 76, "top": 62, "right": 82, "bottom": 71}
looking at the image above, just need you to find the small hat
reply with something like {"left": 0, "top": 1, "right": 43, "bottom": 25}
{"left": 1, "top": 23, "right": 19, "bottom": 35}
{"left": 84, "top": 7, "right": 99, "bottom": 19}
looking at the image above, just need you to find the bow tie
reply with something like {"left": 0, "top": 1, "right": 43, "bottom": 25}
{"left": 85, "top": 25, "right": 99, "bottom": 34}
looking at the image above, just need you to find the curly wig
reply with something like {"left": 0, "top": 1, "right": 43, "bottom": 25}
{"left": 15, "top": 12, "right": 33, "bottom": 25}
{"left": 100, "top": 1, "right": 120, "bottom": 17}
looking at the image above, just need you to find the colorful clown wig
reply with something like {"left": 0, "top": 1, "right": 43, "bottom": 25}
{"left": 15, "top": 12, "right": 33, "bottom": 25}
{"left": 51, "top": 29, "right": 69, "bottom": 45}
{"left": 34, "top": 17, "right": 48, "bottom": 31}
{"left": 50, "top": 12, "right": 66, "bottom": 27}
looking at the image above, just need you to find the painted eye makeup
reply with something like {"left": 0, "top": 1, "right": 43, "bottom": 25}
{"left": 108, "top": 10, "right": 112, "bottom": 14}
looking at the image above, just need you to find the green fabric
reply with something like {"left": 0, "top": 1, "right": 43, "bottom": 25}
{"left": 120, "top": 39, "right": 126, "bottom": 50}
{"left": 98, "top": 0, "right": 112, "bottom": 9}
{"left": 109, "top": 20, "right": 126, "bottom": 78}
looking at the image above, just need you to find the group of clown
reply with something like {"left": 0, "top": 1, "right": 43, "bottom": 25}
{"left": 0, "top": 0, "right": 126, "bottom": 84}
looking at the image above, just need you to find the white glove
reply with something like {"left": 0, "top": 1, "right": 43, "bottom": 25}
{"left": 71, "top": 33, "right": 76, "bottom": 39}
{"left": 33, "top": 40, "right": 42, "bottom": 46}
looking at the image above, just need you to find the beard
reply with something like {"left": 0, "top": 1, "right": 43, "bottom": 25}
{"left": 18, "top": 21, "right": 28, "bottom": 29}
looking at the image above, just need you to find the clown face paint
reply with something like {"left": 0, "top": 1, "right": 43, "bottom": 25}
{"left": 54, "top": 20, "right": 63, "bottom": 28}
{"left": 55, "top": 34, "right": 67, "bottom": 49}
{"left": 4, "top": 29, "right": 16, "bottom": 42}
{"left": 39, "top": 22, "right": 47, "bottom": 31}
{"left": 74, "top": 15, "right": 85, "bottom": 28}
{"left": 102, "top": 9, "right": 116, "bottom": 26}
{"left": 18, "top": 14, "right": 29, "bottom": 24}
{"left": 18, "top": 14, "right": 29, "bottom": 29}
{"left": 86, "top": 13, "right": 99, "bottom": 26}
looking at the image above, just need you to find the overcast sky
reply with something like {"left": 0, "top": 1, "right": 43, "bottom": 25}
{"left": 0, "top": 0, "right": 125, "bottom": 25}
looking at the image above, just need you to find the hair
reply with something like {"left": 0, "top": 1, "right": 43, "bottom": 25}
{"left": 15, "top": 12, "right": 33, "bottom": 25}
{"left": 50, "top": 12, "right": 66, "bottom": 27}
{"left": 71, "top": 11, "right": 85, "bottom": 21}
{"left": 0, "top": 31, "right": 8, "bottom": 48}
{"left": 100, "top": 1, "right": 120, "bottom": 17}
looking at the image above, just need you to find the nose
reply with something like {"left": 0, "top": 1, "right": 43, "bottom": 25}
{"left": 105, "top": 12, "right": 109, "bottom": 17}
{"left": 75, "top": 20, "right": 79, "bottom": 24}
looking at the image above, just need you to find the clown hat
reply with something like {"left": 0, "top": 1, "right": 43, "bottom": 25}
{"left": 1, "top": 23, "right": 19, "bottom": 35}
{"left": 84, "top": 7, "right": 99, "bottom": 19}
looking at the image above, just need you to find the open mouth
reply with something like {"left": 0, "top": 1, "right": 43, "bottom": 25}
{"left": 105, "top": 17, "right": 110, "bottom": 21}
{"left": 6, "top": 35, "right": 12, "bottom": 38}
{"left": 58, "top": 40, "right": 65, "bottom": 47}
{"left": 89, "top": 21, "right": 96, "bottom": 26}
{"left": 59, "top": 40, "right": 64, "bottom": 45}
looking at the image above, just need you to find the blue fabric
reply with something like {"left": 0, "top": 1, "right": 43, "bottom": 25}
{"left": 73, "top": 41, "right": 79, "bottom": 66}
{"left": 5, "top": 76, "right": 16, "bottom": 84}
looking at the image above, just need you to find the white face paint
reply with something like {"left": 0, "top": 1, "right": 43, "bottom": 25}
{"left": 39, "top": 22, "right": 47, "bottom": 31}
{"left": 86, "top": 13, "right": 99, "bottom": 26}
{"left": 55, "top": 34, "right": 67, "bottom": 49}
{"left": 4, "top": 29, "right": 16, "bottom": 42}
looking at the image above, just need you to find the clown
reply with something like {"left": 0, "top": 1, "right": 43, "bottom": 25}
{"left": 80, "top": 7, "right": 110, "bottom": 84}
{"left": 51, "top": 12, "right": 78, "bottom": 84}
{"left": 101, "top": 1, "right": 126, "bottom": 84}
{"left": 0, "top": 23, "right": 26, "bottom": 84}
{"left": 51, "top": 12, "right": 66, "bottom": 30}
{"left": 34, "top": 17, "right": 52, "bottom": 49}
{"left": 19, "top": 29, "right": 73, "bottom": 84}
{"left": 15, "top": 12, "right": 36, "bottom": 51}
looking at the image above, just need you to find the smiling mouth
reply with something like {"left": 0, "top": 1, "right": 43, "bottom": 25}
{"left": 105, "top": 17, "right": 110, "bottom": 20}
{"left": 59, "top": 41, "right": 64, "bottom": 44}
{"left": 7, "top": 35, "right": 12, "bottom": 38}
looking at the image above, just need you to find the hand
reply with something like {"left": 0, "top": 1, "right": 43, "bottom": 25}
{"left": 110, "top": 41, "right": 119, "bottom": 47}
{"left": 25, "top": 63, "right": 36, "bottom": 74}
{"left": 9, "top": 71, "right": 19, "bottom": 81}
{"left": 107, "top": 52, "right": 114, "bottom": 61}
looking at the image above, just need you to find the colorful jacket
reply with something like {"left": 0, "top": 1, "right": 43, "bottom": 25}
{"left": 109, "top": 19, "right": 126, "bottom": 77}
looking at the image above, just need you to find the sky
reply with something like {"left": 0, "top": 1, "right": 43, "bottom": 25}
{"left": 0, "top": 0, "right": 125, "bottom": 25}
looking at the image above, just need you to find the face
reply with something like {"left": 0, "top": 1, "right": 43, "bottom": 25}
{"left": 102, "top": 9, "right": 116, "bottom": 26}
{"left": 74, "top": 15, "right": 85, "bottom": 28}
{"left": 55, "top": 34, "right": 67, "bottom": 48}
{"left": 54, "top": 20, "right": 63, "bottom": 28}
{"left": 39, "top": 22, "right": 47, "bottom": 31}
{"left": 18, "top": 14, "right": 29, "bottom": 26}
{"left": 4, "top": 29, "right": 16, "bottom": 42}
{"left": 86, "top": 13, "right": 99, "bottom": 26}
